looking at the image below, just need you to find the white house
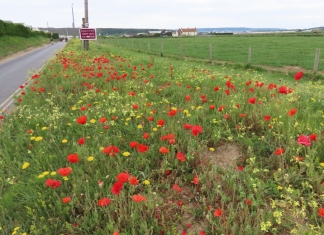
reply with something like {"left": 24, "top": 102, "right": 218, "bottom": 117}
{"left": 177, "top": 27, "right": 197, "bottom": 36}
{"left": 172, "top": 31, "right": 179, "bottom": 37}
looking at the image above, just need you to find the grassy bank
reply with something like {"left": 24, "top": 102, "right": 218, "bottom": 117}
{"left": 0, "top": 39, "right": 324, "bottom": 234}
{"left": 0, "top": 36, "right": 50, "bottom": 60}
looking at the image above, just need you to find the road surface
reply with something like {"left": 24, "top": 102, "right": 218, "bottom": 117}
{"left": 0, "top": 42, "right": 66, "bottom": 112}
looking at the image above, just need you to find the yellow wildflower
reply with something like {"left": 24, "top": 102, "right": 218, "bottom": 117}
{"left": 123, "top": 152, "right": 131, "bottom": 157}
{"left": 22, "top": 162, "right": 30, "bottom": 169}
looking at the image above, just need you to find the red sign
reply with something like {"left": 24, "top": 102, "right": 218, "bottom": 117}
{"left": 79, "top": 28, "right": 97, "bottom": 40}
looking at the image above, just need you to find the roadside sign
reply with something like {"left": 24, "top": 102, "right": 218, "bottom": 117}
{"left": 79, "top": 28, "right": 97, "bottom": 40}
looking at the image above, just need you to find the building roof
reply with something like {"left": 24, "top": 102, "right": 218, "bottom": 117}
{"left": 180, "top": 27, "right": 197, "bottom": 32}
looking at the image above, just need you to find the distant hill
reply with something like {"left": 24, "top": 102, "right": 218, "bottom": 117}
{"left": 197, "top": 27, "right": 287, "bottom": 33}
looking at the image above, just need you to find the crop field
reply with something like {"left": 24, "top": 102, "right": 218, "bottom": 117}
{"left": 102, "top": 35, "right": 324, "bottom": 72}
{"left": 0, "top": 39, "right": 324, "bottom": 235}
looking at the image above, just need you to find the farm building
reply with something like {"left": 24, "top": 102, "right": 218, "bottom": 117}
{"left": 177, "top": 27, "right": 197, "bottom": 36}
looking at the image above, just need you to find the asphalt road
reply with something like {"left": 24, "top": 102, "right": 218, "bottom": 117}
{"left": 0, "top": 42, "right": 66, "bottom": 112}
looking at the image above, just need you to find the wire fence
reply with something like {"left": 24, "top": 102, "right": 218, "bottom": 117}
{"left": 99, "top": 36, "right": 324, "bottom": 73}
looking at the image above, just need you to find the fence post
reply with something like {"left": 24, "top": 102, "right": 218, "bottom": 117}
{"left": 313, "top": 48, "right": 321, "bottom": 74}
{"left": 248, "top": 46, "right": 252, "bottom": 64}
{"left": 209, "top": 44, "right": 212, "bottom": 62}
{"left": 161, "top": 42, "right": 164, "bottom": 56}
{"left": 148, "top": 42, "right": 150, "bottom": 52}
{"left": 180, "top": 43, "right": 183, "bottom": 57}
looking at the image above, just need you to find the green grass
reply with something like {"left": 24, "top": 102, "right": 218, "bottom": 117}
{"left": 0, "top": 36, "right": 50, "bottom": 60}
{"left": 0, "top": 39, "right": 324, "bottom": 235}
{"left": 101, "top": 35, "right": 324, "bottom": 72}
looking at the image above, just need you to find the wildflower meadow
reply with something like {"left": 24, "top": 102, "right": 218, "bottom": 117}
{"left": 0, "top": 39, "right": 324, "bottom": 235}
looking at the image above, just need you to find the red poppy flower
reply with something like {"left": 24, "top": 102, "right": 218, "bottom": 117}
{"left": 218, "top": 105, "right": 225, "bottom": 112}
{"left": 76, "top": 115, "right": 87, "bottom": 124}
{"left": 191, "top": 125, "right": 203, "bottom": 136}
{"left": 278, "top": 86, "right": 288, "bottom": 94}
{"left": 225, "top": 89, "right": 230, "bottom": 95}
{"left": 67, "top": 153, "right": 79, "bottom": 163}
{"left": 263, "top": 115, "right": 271, "bottom": 121}
{"left": 168, "top": 110, "right": 177, "bottom": 116}
{"left": 129, "top": 141, "right": 138, "bottom": 148}
{"left": 245, "top": 199, "right": 252, "bottom": 205}
{"left": 185, "top": 95, "right": 191, "bottom": 102}
{"left": 129, "top": 176, "right": 139, "bottom": 185}
{"left": 157, "top": 119, "right": 165, "bottom": 126}
{"left": 98, "top": 197, "right": 111, "bottom": 206}
{"left": 191, "top": 175, "right": 199, "bottom": 185}
{"left": 102, "top": 145, "right": 120, "bottom": 156}
{"left": 209, "top": 105, "right": 215, "bottom": 110}
{"left": 111, "top": 181, "right": 124, "bottom": 195}
{"left": 214, "top": 208, "right": 223, "bottom": 217}
{"left": 147, "top": 116, "right": 154, "bottom": 122}
{"left": 57, "top": 167, "right": 72, "bottom": 176}
{"left": 45, "top": 179, "right": 62, "bottom": 188}
{"left": 169, "top": 138, "right": 176, "bottom": 144}
{"left": 294, "top": 71, "right": 303, "bottom": 81}
{"left": 137, "top": 144, "right": 149, "bottom": 153}
{"left": 0, "top": 115, "right": 4, "bottom": 120}
{"left": 309, "top": 133, "right": 317, "bottom": 141}
{"left": 240, "top": 114, "right": 246, "bottom": 118}
{"left": 177, "top": 201, "right": 184, "bottom": 206}
{"left": 287, "top": 108, "right": 297, "bottom": 116}
{"left": 274, "top": 148, "right": 285, "bottom": 155}
{"left": 117, "top": 172, "right": 130, "bottom": 183}
{"left": 176, "top": 152, "right": 186, "bottom": 162}
{"left": 99, "top": 117, "right": 107, "bottom": 123}
{"left": 173, "top": 184, "right": 183, "bottom": 192}
{"left": 80, "top": 106, "right": 87, "bottom": 111}
{"left": 143, "top": 133, "right": 150, "bottom": 139}
{"left": 237, "top": 166, "right": 244, "bottom": 171}
{"left": 297, "top": 135, "right": 311, "bottom": 146}
{"left": 132, "top": 104, "right": 138, "bottom": 109}
{"left": 77, "top": 137, "right": 85, "bottom": 145}
{"left": 159, "top": 146, "right": 169, "bottom": 154}
{"left": 62, "top": 197, "right": 71, "bottom": 203}
{"left": 318, "top": 207, "right": 324, "bottom": 217}
{"left": 248, "top": 97, "right": 257, "bottom": 104}
{"left": 128, "top": 91, "right": 136, "bottom": 96}
{"left": 132, "top": 194, "right": 146, "bottom": 202}
{"left": 160, "top": 134, "right": 175, "bottom": 140}
{"left": 213, "top": 86, "right": 220, "bottom": 91}
{"left": 183, "top": 123, "right": 192, "bottom": 129}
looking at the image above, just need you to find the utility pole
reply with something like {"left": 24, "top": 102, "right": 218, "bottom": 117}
{"left": 84, "top": 0, "right": 89, "bottom": 50}
{"left": 72, "top": 4, "right": 75, "bottom": 38}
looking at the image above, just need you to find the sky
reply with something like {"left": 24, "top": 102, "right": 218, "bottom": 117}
{"left": 0, "top": 0, "right": 323, "bottom": 30}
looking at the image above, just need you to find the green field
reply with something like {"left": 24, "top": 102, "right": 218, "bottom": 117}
{"left": 101, "top": 35, "right": 324, "bottom": 72}
{"left": 1, "top": 39, "right": 324, "bottom": 235}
